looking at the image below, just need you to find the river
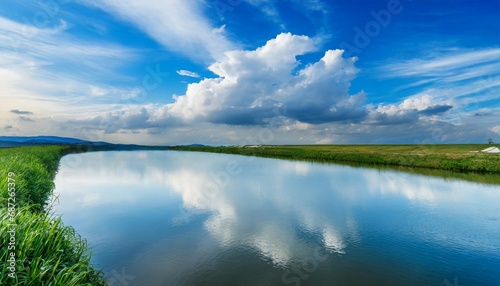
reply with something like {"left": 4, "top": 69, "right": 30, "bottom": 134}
{"left": 53, "top": 151, "right": 500, "bottom": 285}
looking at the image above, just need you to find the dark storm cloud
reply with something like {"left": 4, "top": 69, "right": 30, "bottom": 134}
{"left": 418, "top": 105, "right": 453, "bottom": 116}
{"left": 10, "top": 109, "right": 33, "bottom": 115}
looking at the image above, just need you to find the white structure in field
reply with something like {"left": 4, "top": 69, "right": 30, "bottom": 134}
{"left": 481, "top": 147, "right": 500, "bottom": 153}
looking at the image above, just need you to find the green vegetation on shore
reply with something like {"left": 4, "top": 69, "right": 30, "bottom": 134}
{"left": 0, "top": 146, "right": 106, "bottom": 285}
{"left": 170, "top": 144, "right": 500, "bottom": 184}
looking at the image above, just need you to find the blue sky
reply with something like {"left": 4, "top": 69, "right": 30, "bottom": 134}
{"left": 1, "top": 0, "right": 499, "bottom": 145}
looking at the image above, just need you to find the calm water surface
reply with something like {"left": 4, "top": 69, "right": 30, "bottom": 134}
{"left": 53, "top": 151, "right": 500, "bottom": 286}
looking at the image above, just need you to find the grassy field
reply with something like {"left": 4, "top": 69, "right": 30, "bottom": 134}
{"left": 170, "top": 144, "right": 500, "bottom": 184}
{"left": 0, "top": 146, "right": 106, "bottom": 285}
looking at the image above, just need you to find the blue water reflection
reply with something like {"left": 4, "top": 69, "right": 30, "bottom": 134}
{"left": 53, "top": 151, "right": 500, "bottom": 285}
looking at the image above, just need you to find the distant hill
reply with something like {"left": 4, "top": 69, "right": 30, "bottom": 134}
{"left": 0, "top": 136, "right": 112, "bottom": 147}
{"left": 0, "top": 135, "right": 161, "bottom": 150}
{"left": 0, "top": 136, "right": 210, "bottom": 150}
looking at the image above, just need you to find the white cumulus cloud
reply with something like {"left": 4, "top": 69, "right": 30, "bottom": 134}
{"left": 152, "top": 32, "right": 366, "bottom": 125}
{"left": 491, "top": 125, "right": 500, "bottom": 135}
{"left": 368, "top": 94, "right": 454, "bottom": 125}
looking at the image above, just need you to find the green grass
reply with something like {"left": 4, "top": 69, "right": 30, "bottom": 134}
{"left": 170, "top": 144, "right": 500, "bottom": 184}
{"left": 1, "top": 207, "right": 106, "bottom": 285}
{"left": 0, "top": 146, "right": 106, "bottom": 285}
{"left": 0, "top": 148, "right": 59, "bottom": 212}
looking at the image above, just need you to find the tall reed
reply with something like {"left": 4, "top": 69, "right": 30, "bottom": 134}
{"left": 0, "top": 146, "right": 107, "bottom": 285}
{"left": 0, "top": 207, "right": 106, "bottom": 285}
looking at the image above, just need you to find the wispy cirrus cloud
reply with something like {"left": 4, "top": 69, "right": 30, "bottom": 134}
{"left": 382, "top": 48, "right": 500, "bottom": 76}
{"left": 80, "top": 0, "right": 236, "bottom": 62}
{"left": 244, "top": 0, "right": 282, "bottom": 24}
{"left": 378, "top": 48, "right": 500, "bottom": 109}
{"left": 176, "top": 70, "right": 200, "bottom": 78}
{"left": 244, "top": 0, "right": 329, "bottom": 30}
{"left": 0, "top": 15, "right": 142, "bottom": 136}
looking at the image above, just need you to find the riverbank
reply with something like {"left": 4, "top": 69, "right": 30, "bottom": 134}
{"left": 170, "top": 144, "right": 500, "bottom": 174}
{"left": 0, "top": 146, "right": 106, "bottom": 285}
